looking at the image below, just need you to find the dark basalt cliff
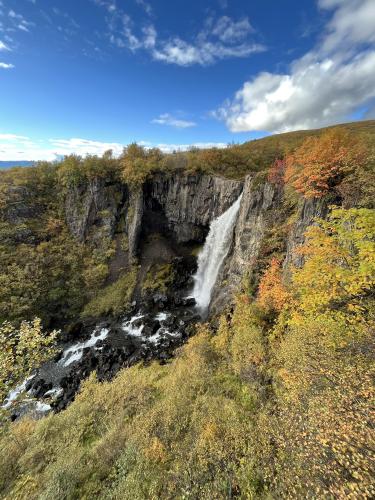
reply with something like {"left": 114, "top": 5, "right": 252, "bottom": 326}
{"left": 65, "top": 172, "right": 244, "bottom": 262}
{"left": 210, "top": 176, "right": 329, "bottom": 313}
{"left": 64, "top": 170, "right": 327, "bottom": 315}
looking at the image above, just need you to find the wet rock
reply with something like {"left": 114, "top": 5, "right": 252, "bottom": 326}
{"left": 142, "top": 319, "right": 161, "bottom": 337}
{"left": 153, "top": 293, "right": 169, "bottom": 308}
{"left": 9, "top": 400, "right": 52, "bottom": 422}
{"left": 131, "top": 317, "right": 144, "bottom": 329}
{"left": 130, "top": 301, "right": 138, "bottom": 313}
{"left": 29, "top": 378, "right": 53, "bottom": 399}
{"left": 171, "top": 256, "right": 198, "bottom": 288}
{"left": 60, "top": 321, "right": 84, "bottom": 343}
{"left": 181, "top": 297, "right": 196, "bottom": 307}
{"left": 53, "top": 350, "right": 63, "bottom": 362}
{"left": 164, "top": 315, "right": 178, "bottom": 329}
{"left": 173, "top": 295, "right": 183, "bottom": 307}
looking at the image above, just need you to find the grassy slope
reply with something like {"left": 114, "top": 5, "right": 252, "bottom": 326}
{"left": 242, "top": 119, "right": 375, "bottom": 151}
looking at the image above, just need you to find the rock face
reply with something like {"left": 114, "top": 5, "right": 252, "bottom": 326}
{"left": 144, "top": 173, "right": 244, "bottom": 244}
{"left": 210, "top": 176, "right": 283, "bottom": 313}
{"left": 65, "top": 178, "right": 128, "bottom": 243}
{"left": 1, "top": 185, "right": 42, "bottom": 244}
{"left": 127, "top": 187, "right": 144, "bottom": 261}
{"left": 65, "top": 172, "right": 244, "bottom": 261}
{"left": 64, "top": 172, "right": 329, "bottom": 316}
{"left": 210, "top": 178, "right": 331, "bottom": 314}
{"left": 283, "top": 196, "right": 329, "bottom": 271}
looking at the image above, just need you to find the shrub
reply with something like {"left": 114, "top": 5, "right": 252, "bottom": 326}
{"left": 257, "top": 257, "right": 289, "bottom": 312}
{"left": 0, "top": 318, "right": 57, "bottom": 403}
{"left": 284, "top": 129, "right": 368, "bottom": 198}
{"left": 141, "top": 263, "right": 174, "bottom": 295}
{"left": 120, "top": 144, "right": 163, "bottom": 186}
{"left": 82, "top": 269, "right": 137, "bottom": 318}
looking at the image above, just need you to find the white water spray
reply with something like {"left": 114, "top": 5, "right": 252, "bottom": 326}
{"left": 192, "top": 194, "right": 242, "bottom": 314}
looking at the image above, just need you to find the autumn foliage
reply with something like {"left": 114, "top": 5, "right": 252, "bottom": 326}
{"left": 268, "top": 158, "right": 286, "bottom": 186}
{"left": 284, "top": 129, "right": 368, "bottom": 198}
{"left": 257, "top": 257, "right": 289, "bottom": 312}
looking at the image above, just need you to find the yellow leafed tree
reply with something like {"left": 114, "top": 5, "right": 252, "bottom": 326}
{"left": 0, "top": 318, "right": 57, "bottom": 404}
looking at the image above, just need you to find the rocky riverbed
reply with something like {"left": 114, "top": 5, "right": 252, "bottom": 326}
{"left": 6, "top": 291, "right": 200, "bottom": 420}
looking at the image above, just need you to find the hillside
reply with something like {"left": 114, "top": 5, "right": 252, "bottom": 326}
{"left": 0, "top": 122, "right": 374, "bottom": 498}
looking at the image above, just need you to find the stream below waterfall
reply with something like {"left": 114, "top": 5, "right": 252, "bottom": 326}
{"left": 2, "top": 194, "right": 243, "bottom": 420}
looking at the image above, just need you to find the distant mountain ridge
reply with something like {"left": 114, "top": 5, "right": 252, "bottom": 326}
{"left": 0, "top": 161, "right": 35, "bottom": 169}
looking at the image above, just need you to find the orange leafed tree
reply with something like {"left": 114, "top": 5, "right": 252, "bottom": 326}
{"left": 258, "top": 257, "right": 289, "bottom": 312}
{"left": 268, "top": 158, "right": 286, "bottom": 186}
{"left": 284, "top": 129, "right": 367, "bottom": 199}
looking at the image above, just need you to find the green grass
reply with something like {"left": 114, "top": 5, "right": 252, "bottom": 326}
{"left": 141, "top": 263, "right": 174, "bottom": 295}
{"left": 82, "top": 268, "right": 137, "bottom": 318}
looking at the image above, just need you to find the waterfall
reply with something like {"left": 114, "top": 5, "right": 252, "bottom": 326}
{"left": 192, "top": 194, "right": 242, "bottom": 314}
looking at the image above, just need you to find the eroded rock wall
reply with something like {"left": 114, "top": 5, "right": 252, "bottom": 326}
{"left": 210, "top": 177, "right": 329, "bottom": 314}
{"left": 210, "top": 176, "right": 283, "bottom": 313}
{"left": 65, "top": 178, "right": 127, "bottom": 243}
{"left": 64, "top": 171, "right": 329, "bottom": 316}
{"left": 146, "top": 173, "right": 244, "bottom": 243}
{"left": 65, "top": 172, "right": 244, "bottom": 260}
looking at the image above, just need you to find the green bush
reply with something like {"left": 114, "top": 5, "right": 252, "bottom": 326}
{"left": 141, "top": 263, "right": 174, "bottom": 295}
{"left": 82, "top": 269, "right": 137, "bottom": 318}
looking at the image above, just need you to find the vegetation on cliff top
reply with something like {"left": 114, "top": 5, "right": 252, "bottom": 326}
{"left": 50, "top": 119, "right": 375, "bottom": 186}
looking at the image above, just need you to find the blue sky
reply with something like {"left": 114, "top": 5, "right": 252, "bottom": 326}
{"left": 0, "top": 0, "right": 375, "bottom": 160}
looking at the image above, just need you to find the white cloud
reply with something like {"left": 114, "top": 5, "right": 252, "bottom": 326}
{"left": 93, "top": 0, "right": 116, "bottom": 13}
{"left": 0, "top": 134, "right": 30, "bottom": 141}
{"left": 0, "top": 135, "right": 124, "bottom": 161}
{"left": 319, "top": 0, "right": 375, "bottom": 52}
{"left": 18, "top": 24, "right": 29, "bottom": 32}
{"left": 136, "top": 0, "right": 152, "bottom": 16}
{"left": 217, "top": 0, "right": 375, "bottom": 133}
{"left": 0, "top": 40, "right": 10, "bottom": 51}
{"left": 0, "top": 62, "right": 14, "bottom": 68}
{"left": 95, "top": 0, "right": 264, "bottom": 66}
{"left": 120, "top": 14, "right": 142, "bottom": 51}
{"left": 0, "top": 135, "right": 50, "bottom": 161}
{"left": 139, "top": 141, "right": 228, "bottom": 153}
{"left": 6, "top": 8, "right": 34, "bottom": 33}
{"left": 152, "top": 113, "right": 196, "bottom": 128}
{"left": 0, "top": 134, "right": 228, "bottom": 161}
{"left": 49, "top": 138, "right": 124, "bottom": 157}
{"left": 211, "top": 16, "right": 253, "bottom": 43}
{"left": 142, "top": 25, "right": 156, "bottom": 49}
{"left": 152, "top": 37, "right": 263, "bottom": 67}
{"left": 8, "top": 10, "right": 23, "bottom": 20}
{"left": 150, "top": 16, "right": 263, "bottom": 66}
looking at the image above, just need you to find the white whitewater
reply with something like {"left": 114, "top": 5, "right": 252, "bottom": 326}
{"left": 192, "top": 194, "right": 242, "bottom": 314}
{"left": 1, "top": 375, "right": 34, "bottom": 409}
{"left": 60, "top": 326, "right": 109, "bottom": 367}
